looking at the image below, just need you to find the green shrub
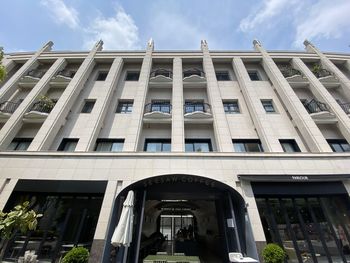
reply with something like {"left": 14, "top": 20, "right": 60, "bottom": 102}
{"left": 262, "top": 243, "right": 286, "bottom": 263}
{"left": 62, "top": 247, "right": 89, "bottom": 263}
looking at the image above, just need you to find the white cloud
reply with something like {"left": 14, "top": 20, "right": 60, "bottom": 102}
{"left": 83, "top": 7, "right": 140, "bottom": 50}
{"left": 40, "top": 0, "right": 79, "bottom": 29}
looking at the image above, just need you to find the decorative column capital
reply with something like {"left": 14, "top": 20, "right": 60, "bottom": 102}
{"left": 253, "top": 39, "right": 262, "bottom": 47}
{"left": 147, "top": 38, "right": 154, "bottom": 51}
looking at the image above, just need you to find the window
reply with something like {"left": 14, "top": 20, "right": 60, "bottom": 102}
{"left": 58, "top": 138, "right": 79, "bottom": 152}
{"left": 8, "top": 138, "right": 33, "bottom": 151}
{"left": 184, "top": 100, "right": 206, "bottom": 114}
{"left": 232, "top": 139, "right": 263, "bottom": 152}
{"left": 95, "top": 139, "right": 124, "bottom": 152}
{"left": 125, "top": 72, "right": 140, "bottom": 81}
{"left": 248, "top": 71, "right": 260, "bottom": 81}
{"left": 216, "top": 71, "right": 230, "bottom": 81}
{"left": 279, "top": 139, "right": 301, "bottom": 152}
{"left": 144, "top": 139, "right": 171, "bottom": 152}
{"left": 185, "top": 139, "right": 212, "bottom": 152}
{"left": 223, "top": 100, "right": 240, "bottom": 114}
{"left": 327, "top": 139, "right": 350, "bottom": 152}
{"left": 96, "top": 71, "right": 108, "bottom": 81}
{"left": 116, "top": 100, "right": 133, "bottom": 113}
{"left": 81, "top": 100, "right": 96, "bottom": 113}
{"left": 150, "top": 100, "right": 171, "bottom": 113}
{"left": 261, "top": 100, "right": 275, "bottom": 113}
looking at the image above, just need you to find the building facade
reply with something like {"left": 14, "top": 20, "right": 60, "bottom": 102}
{"left": 0, "top": 39, "right": 350, "bottom": 263}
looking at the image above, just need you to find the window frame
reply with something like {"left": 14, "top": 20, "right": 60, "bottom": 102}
{"left": 279, "top": 139, "right": 301, "bottom": 152}
{"left": 215, "top": 71, "right": 230, "bottom": 81}
{"left": 232, "top": 139, "right": 264, "bottom": 152}
{"left": 116, "top": 100, "right": 134, "bottom": 113}
{"left": 94, "top": 139, "right": 124, "bottom": 152}
{"left": 7, "top": 138, "right": 33, "bottom": 151}
{"left": 125, "top": 71, "right": 140, "bottom": 81}
{"left": 57, "top": 138, "right": 79, "bottom": 152}
{"left": 223, "top": 100, "right": 240, "bottom": 114}
{"left": 261, "top": 100, "right": 276, "bottom": 113}
{"left": 144, "top": 139, "right": 171, "bottom": 152}
{"left": 96, "top": 71, "right": 108, "bottom": 81}
{"left": 248, "top": 71, "right": 260, "bottom": 81}
{"left": 81, "top": 100, "right": 96, "bottom": 114}
{"left": 185, "top": 139, "right": 213, "bottom": 152}
{"left": 327, "top": 139, "right": 350, "bottom": 152}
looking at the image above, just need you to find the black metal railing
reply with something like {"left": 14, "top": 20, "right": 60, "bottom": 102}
{"left": 56, "top": 70, "right": 76, "bottom": 78}
{"left": 278, "top": 66, "right": 302, "bottom": 78}
{"left": 26, "top": 69, "right": 46, "bottom": 79}
{"left": 183, "top": 68, "right": 206, "bottom": 78}
{"left": 0, "top": 101, "right": 20, "bottom": 114}
{"left": 144, "top": 102, "right": 172, "bottom": 114}
{"left": 302, "top": 99, "right": 329, "bottom": 114}
{"left": 28, "top": 101, "right": 56, "bottom": 114}
{"left": 184, "top": 102, "right": 211, "bottom": 114}
{"left": 339, "top": 102, "right": 350, "bottom": 114}
{"left": 150, "top": 69, "right": 173, "bottom": 79}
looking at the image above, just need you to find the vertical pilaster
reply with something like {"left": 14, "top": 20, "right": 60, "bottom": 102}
{"left": 253, "top": 40, "right": 332, "bottom": 152}
{"left": 0, "top": 178, "right": 18, "bottom": 210}
{"left": 232, "top": 57, "right": 282, "bottom": 152}
{"left": 75, "top": 57, "right": 124, "bottom": 151}
{"left": 27, "top": 40, "right": 104, "bottom": 151}
{"left": 171, "top": 58, "right": 184, "bottom": 152}
{"left": 201, "top": 40, "right": 233, "bottom": 152}
{"left": 123, "top": 40, "right": 153, "bottom": 152}
{"left": 0, "top": 41, "right": 53, "bottom": 101}
{"left": 0, "top": 58, "right": 67, "bottom": 150}
{"left": 292, "top": 58, "right": 350, "bottom": 143}
{"left": 2, "top": 55, "right": 16, "bottom": 73}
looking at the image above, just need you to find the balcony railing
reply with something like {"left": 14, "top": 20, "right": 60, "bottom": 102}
{"left": 278, "top": 66, "right": 302, "bottom": 78}
{"left": 28, "top": 101, "right": 56, "bottom": 114}
{"left": 26, "top": 69, "right": 46, "bottom": 79}
{"left": 150, "top": 69, "right": 173, "bottom": 79}
{"left": 339, "top": 102, "right": 350, "bottom": 114}
{"left": 184, "top": 102, "right": 211, "bottom": 114}
{"left": 183, "top": 68, "right": 206, "bottom": 78}
{"left": 144, "top": 102, "right": 172, "bottom": 114}
{"left": 56, "top": 70, "right": 76, "bottom": 78}
{"left": 0, "top": 101, "right": 20, "bottom": 114}
{"left": 302, "top": 99, "right": 329, "bottom": 114}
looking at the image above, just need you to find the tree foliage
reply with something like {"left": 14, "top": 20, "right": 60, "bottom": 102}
{"left": 262, "top": 243, "right": 286, "bottom": 263}
{"left": 62, "top": 247, "right": 89, "bottom": 263}
{"left": 0, "top": 47, "right": 6, "bottom": 82}
{"left": 0, "top": 201, "right": 42, "bottom": 239}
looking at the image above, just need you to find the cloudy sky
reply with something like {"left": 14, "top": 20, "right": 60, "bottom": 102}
{"left": 1, "top": 0, "right": 350, "bottom": 53}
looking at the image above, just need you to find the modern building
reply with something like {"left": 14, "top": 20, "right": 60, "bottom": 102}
{"left": 0, "top": 38, "right": 350, "bottom": 263}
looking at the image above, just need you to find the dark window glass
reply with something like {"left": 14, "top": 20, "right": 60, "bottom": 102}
{"left": 58, "top": 138, "right": 79, "bottom": 152}
{"left": 232, "top": 139, "right": 263, "bottom": 152}
{"left": 261, "top": 100, "right": 275, "bottom": 113}
{"left": 81, "top": 100, "right": 96, "bottom": 113}
{"left": 96, "top": 71, "right": 108, "bottom": 81}
{"left": 150, "top": 100, "right": 171, "bottom": 113}
{"left": 279, "top": 139, "right": 301, "bottom": 152}
{"left": 327, "top": 139, "right": 350, "bottom": 152}
{"left": 184, "top": 100, "right": 205, "bottom": 113}
{"left": 116, "top": 100, "right": 133, "bottom": 113}
{"left": 216, "top": 71, "right": 230, "bottom": 81}
{"left": 126, "top": 72, "right": 140, "bottom": 81}
{"left": 144, "top": 139, "right": 171, "bottom": 152}
{"left": 7, "top": 138, "right": 33, "bottom": 151}
{"left": 223, "top": 100, "right": 240, "bottom": 114}
{"left": 95, "top": 139, "right": 124, "bottom": 152}
{"left": 185, "top": 139, "right": 212, "bottom": 152}
{"left": 248, "top": 71, "right": 260, "bottom": 81}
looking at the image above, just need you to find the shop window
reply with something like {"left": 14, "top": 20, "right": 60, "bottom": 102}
{"left": 216, "top": 71, "right": 230, "bottom": 81}
{"left": 7, "top": 138, "right": 33, "bottom": 151}
{"left": 116, "top": 100, "right": 133, "bottom": 113}
{"left": 279, "top": 139, "right": 301, "bottom": 152}
{"left": 58, "top": 138, "right": 79, "bottom": 152}
{"left": 327, "top": 139, "right": 350, "bottom": 152}
{"left": 144, "top": 139, "right": 171, "bottom": 152}
{"left": 96, "top": 71, "right": 108, "bottom": 81}
{"left": 232, "top": 139, "right": 263, "bottom": 152}
{"left": 223, "top": 100, "right": 240, "bottom": 114}
{"left": 125, "top": 71, "right": 140, "bottom": 81}
{"left": 81, "top": 100, "right": 96, "bottom": 113}
{"left": 185, "top": 139, "right": 212, "bottom": 152}
{"left": 95, "top": 139, "right": 124, "bottom": 152}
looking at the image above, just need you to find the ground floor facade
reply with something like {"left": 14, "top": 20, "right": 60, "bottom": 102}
{"left": 0, "top": 152, "right": 349, "bottom": 263}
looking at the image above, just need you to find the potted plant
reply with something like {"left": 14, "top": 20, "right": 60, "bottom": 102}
{"left": 62, "top": 247, "right": 89, "bottom": 263}
{"left": 262, "top": 243, "right": 286, "bottom": 263}
{"left": 37, "top": 95, "right": 55, "bottom": 113}
{"left": 311, "top": 63, "right": 322, "bottom": 78}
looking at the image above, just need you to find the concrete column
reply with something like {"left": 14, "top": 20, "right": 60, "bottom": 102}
{"left": 171, "top": 58, "right": 184, "bottom": 152}
{"left": 232, "top": 57, "right": 282, "bottom": 152}
{"left": 201, "top": 40, "right": 233, "bottom": 152}
{"left": 0, "top": 58, "right": 67, "bottom": 150}
{"left": 123, "top": 40, "right": 153, "bottom": 152}
{"left": 0, "top": 41, "right": 53, "bottom": 101}
{"left": 253, "top": 40, "right": 332, "bottom": 152}
{"left": 28, "top": 40, "right": 104, "bottom": 151}
{"left": 75, "top": 58, "right": 124, "bottom": 151}
{"left": 0, "top": 178, "right": 18, "bottom": 210}
{"left": 292, "top": 57, "right": 350, "bottom": 143}
{"left": 2, "top": 55, "right": 16, "bottom": 72}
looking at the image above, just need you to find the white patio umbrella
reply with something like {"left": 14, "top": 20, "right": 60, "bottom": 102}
{"left": 111, "top": 190, "right": 135, "bottom": 247}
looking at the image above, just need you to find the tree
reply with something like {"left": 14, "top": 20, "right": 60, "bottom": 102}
{"left": 0, "top": 47, "right": 6, "bottom": 82}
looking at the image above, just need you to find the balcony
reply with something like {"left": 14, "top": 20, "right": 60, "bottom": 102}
{"left": 311, "top": 65, "right": 340, "bottom": 88}
{"left": 183, "top": 68, "right": 206, "bottom": 87}
{"left": 338, "top": 102, "right": 350, "bottom": 116}
{"left": 144, "top": 102, "right": 172, "bottom": 123}
{"left": 18, "top": 70, "right": 46, "bottom": 88}
{"left": 50, "top": 70, "right": 75, "bottom": 87}
{"left": 149, "top": 69, "right": 173, "bottom": 88}
{"left": 23, "top": 99, "right": 56, "bottom": 123}
{"left": 0, "top": 101, "right": 20, "bottom": 122}
{"left": 279, "top": 66, "right": 308, "bottom": 88}
{"left": 184, "top": 102, "right": 212, "bottom": 122}
{"left": 302, "top": 99, "right": 336, "bottom": 123}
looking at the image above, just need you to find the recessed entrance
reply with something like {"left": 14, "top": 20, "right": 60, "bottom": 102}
{"left": 106, "top": 174, "right": 257, "bottom": 263}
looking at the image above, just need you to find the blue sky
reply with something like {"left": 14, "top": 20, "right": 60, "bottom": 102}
{"left": 1, "top": 0, "right": 350, "bottom": 53}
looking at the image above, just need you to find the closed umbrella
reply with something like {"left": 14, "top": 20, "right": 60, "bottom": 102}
{"left": 111, "top": 190, "right": 135, "bottom": 247}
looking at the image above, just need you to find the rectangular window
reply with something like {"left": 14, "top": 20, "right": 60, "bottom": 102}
{"left": 216, "top": 71, "right": 230, "bottom": 81}
{"left": 116, "top": 100, "right": 133, "bottom": 113}
{"left": 185, "top": 139, "right": 212, "bottom": 152}
{"left": 96, "top": 71, "right": 108, "bottom": 81}
{"left": 95, "top": 139, "right": 124, "bottom": 152}
{"left": 150, "top": 100, "right": 171, "bottom": 113}
{"left": 248, "top": 71, "right": 260, "bottom": 81}
{"left": 144, "top": 139, "right": 171, "bottom": 152}
{"left": 58, "top": 138, "right": 79, "bottom": 152}
{"left": 223, "top": 100, "right": 240, "bottom": 114}
{"left": 184, "top": 100, "right": 205, "bottom": 114}
{"left": 261, "top": 100, "right": 275, "bottom": 113}
{"left": 279, "top": 139, "right": 301, "bottom": 152}
{"left": 81, "top": 100, "right": 96, "bottom": 113}
{"left": 327, "top": 139, "right": 350, "bottom": 152}
{"left": 125, "top": 72, "right": 140, "bottom": 81}
{"left": 232, "top": 139, "right": 263, "bottom": 152}
{"left": 7, "top": 138, "right": 33, "bottom": 151}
